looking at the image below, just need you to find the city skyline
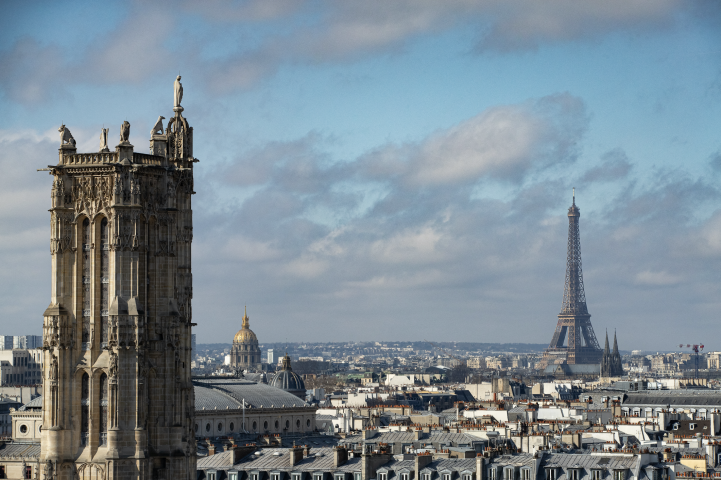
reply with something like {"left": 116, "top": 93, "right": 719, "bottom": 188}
{"left": 0, "top": 2, "right": 720, "bottom": 347}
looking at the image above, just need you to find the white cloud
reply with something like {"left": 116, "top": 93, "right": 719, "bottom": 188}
{"left": 1, "top": 1, "right": 701, "bottom": 102}
{"left": 216, "top": 235, "right": 282, "bottom": 262}
{"left": 358, "top": 94, "right": 587, "bottom": 186}
{"left": 370, "top": 226, "right": 445, "bottom": 264}
{"left": 634, "top": 270, "right": 683, "bottom": 286}
{"left": 699, "top": 210, "right": 721, "bottom": 254}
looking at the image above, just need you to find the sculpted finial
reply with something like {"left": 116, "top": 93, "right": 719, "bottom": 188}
{"left": 151, "top": 116, "right": 165, "bottom": 136}
{"left": 119, "top": 121, "right": 130, "bottom": 144}
{"left": 100, "top": 127, "right": 109, "bottom": 152}
{"left": 174, "top": 75, "right": 183, "bottom": 109}
{"left": 58, "top": 125, "right": 76, "bottom": 147}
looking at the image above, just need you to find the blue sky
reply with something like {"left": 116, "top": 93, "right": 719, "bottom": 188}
{"left": 1, "top": 1, "right": 720, "bottom": 348}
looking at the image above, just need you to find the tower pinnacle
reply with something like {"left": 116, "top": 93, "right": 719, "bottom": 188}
{"left": 242, "top": 305, "right": 249, "bottom": 329}
{"left": 604, "top": 330, "right": 610, "bottom": 353}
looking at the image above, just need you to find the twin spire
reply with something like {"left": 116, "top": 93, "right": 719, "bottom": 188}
{"left": 603, "top": 329, "right": 619, "bottom": 355}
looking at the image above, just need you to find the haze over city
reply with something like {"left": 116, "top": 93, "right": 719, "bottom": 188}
{"left": 1, "top": 1, "right": 720, "bottom": 348}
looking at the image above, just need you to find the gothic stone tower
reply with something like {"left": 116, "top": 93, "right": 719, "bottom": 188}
{"left": 41, "top": 80, "right": 196, "bottom": 480}
{"left": 601, "top": 331, "right": 623, "bottom": 377}
{"left": 539, "top": 193, "right": 603, "bottom": 368}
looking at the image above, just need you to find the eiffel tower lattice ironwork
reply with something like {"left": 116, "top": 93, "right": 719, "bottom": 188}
{"left": 542, "top": 191, "right": 602, "bottom": 366}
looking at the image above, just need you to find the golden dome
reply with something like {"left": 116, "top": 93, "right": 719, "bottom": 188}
{"left": 233, "top": 306, "right": 258, "bottom": 344}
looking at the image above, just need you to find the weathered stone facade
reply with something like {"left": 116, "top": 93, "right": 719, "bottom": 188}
{"left": 40, "top": 91, "right": 196, "bottom": 480}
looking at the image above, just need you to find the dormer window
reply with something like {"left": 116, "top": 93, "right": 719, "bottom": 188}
{"left": 522, "top": 469, "right": 531, "bottom": 480}
{"left": 546, "top": 469, "right": 557, "bottom": 480}
{"left": 443, "top": 474, "right": 451, "bottom": 480}
{"left": 423, "top": 474, "right": 431, "bottom": 480}
{"left": 490, "top": 468, "right": 498, "bottom": 480}
{"left": 614, "top": 471, "right": 625, "bottom": 480}
{"left": 570, "top": 470, "right": 580, "bottom": 480}
{"left": 379, "top": 473, "right": 388, "bottom": 480}
{"left": 401, "top": 474, "right": 409, "bottom": 480}
{"left": 504, "top": 468, "right": 515, "bottom": 480}
{"left": 592, "top": 470, "right": 602, "bottom": 480}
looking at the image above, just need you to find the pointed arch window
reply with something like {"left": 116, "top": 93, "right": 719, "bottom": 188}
{"left": 81, "top": 373, "right": 89, "bottom": 446}
{"left": 81, "top": 219, "right": 91, "bottom": 349}
{"left": 99, "top": 373, "right": 108, "bottom": 446}
{"left": 100, "top": 218, "right": 109, "bottom": 348}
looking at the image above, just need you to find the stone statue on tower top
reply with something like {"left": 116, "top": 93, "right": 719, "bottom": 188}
{"left": 174, "top": 75, "right": 183, "bottom": 109}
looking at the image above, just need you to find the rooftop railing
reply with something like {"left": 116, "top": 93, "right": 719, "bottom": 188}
{"left": 59, "top": 152, "right": 167, "bottom": 167}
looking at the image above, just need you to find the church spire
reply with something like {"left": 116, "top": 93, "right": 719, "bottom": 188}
{"left": 604, "top": 330, "right": 610, "bottom": 353}
{"left": 612, "top": 330, "right": 619, "bottom": 355}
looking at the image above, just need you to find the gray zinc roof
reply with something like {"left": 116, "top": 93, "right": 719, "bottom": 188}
{"left": 623, "top": 392, "right": 721, "bottom": 407}
{"left": 422, "top": 459, "right": 478, "bottom": 472}
{"left": 18, "top": 396, "right": 43, "bottom": 411}
{"left": 227, "top": 447, "right": 363, "bottom": 473}
{"left": 378, "top": 460, "right": 416, "bottom": 473}
{"left": 488, "top": 454, "right": 536, "bottom": 467}
{"left": 194, "top": 378, "right": 310, "bottom": 410}
{"left": 540, "top": 453, "right": 638, "bottom": 470}
{"left": 0, "top": 443, "right": 41, "bottom": 458}
{"left": 198, "top": 451, "right": 235, "bottom": 470}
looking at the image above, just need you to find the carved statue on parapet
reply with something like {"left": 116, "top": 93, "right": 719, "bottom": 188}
{"left": 99, "top": 127, "right": 109, "bottom": 152}
{"left": 109, "top": 350, "right": 118, "bottom": 378}
{"left": 174, "top": 75, "right": 183, "bottom": 108}
{"left": 58, "top": 125, "right": 76, "bottom": 146}
{"left": 44, "top": 459, "right": 55, "bottom": 480}
{"left": 119, "top": 121, "right": 131, "bottom": 144}
{"left": 50, "top": 354, "right": 58, "bottom": 382}
{"left": 151, "top": 116, "right": 165, "bottom": 136}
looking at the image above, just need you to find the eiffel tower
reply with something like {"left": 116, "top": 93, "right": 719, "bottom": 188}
{"left": 539, "top": 191, "right": 603, "bottom": 368}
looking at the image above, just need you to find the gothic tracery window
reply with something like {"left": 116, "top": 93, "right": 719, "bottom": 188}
{"left": 100, "top": 218, "right": 109, "bottom": 347}
{"left": 100, "top": 373, "right": 108, "bottom": 445}
{"left": 81, "top": 373, "right": 89, "bottom": 445}
{"left": 82, "top": 219, "right": 91, "bottom": 348}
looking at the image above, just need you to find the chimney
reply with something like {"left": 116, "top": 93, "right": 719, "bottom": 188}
{"left": 290, "top": 445, "right": 304, "bottom": 466}
{"left": 304, "top": 445, "right": 312, "bottom": 457}
{"left": 208, "top": 444, "right": 216, "bottom": 456}
{"left": 706, "top": 442, "right": 718, "bottom": 468}
{"left": 334, "top": 446, "right": 348, "bottom": 467}
{"left": 414, "top": 430, "right": 424, "bottom": 441}
{"left": 663, "top": 449, "right": 674, "bottom": 463}
{"left": 415, "top": 454, "right": 433, "bottom": 478}
{"left": 476, "top": 455, "right": 486, "bottom": 480}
